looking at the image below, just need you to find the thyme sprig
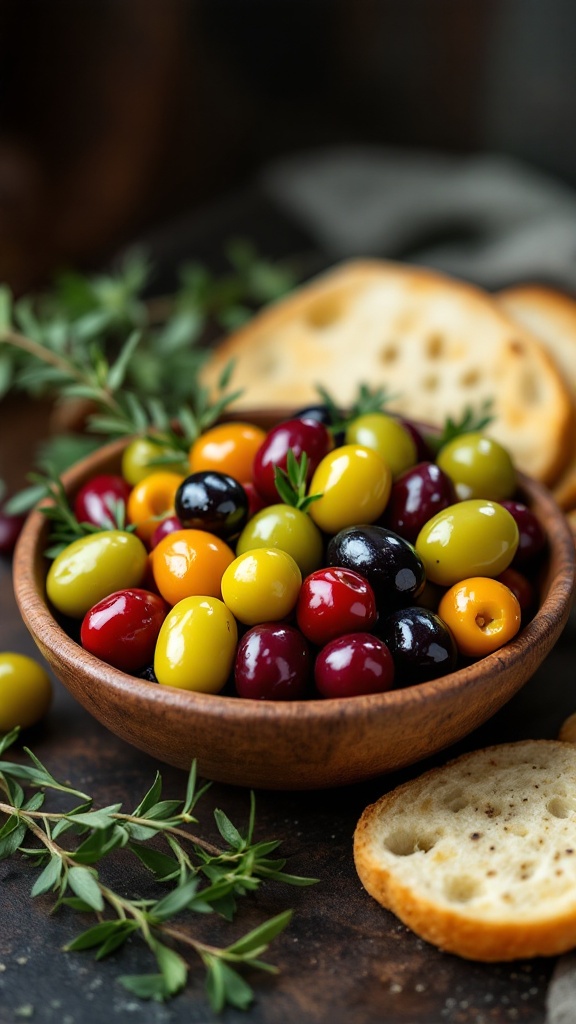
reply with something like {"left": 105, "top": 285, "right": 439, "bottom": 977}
{"left": 425, "top": 399, "right": 495, "bottom": 455}
{"left": 0, "top": 729, "right": 317, "bottom": 1012}
{"left": 273, "top": 450, "right": 322, "bottom": 513}
{"left": 0, "top": 242, "right": 299, "bottom": 505}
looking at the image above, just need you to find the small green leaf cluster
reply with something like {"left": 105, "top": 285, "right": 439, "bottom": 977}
{"left": 273, "top": 450, "right": 322, "bottom": 513}
{"left": 0, "top": 241, "right": 300, "bottom": 501}
{"left": 0, "top": 729, "right": 317, "bottom": 1012}
{"left": 426, "top": 399, "right": 495, "bottom": 455}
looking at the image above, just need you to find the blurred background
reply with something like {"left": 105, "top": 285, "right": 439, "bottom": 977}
{"left": 1, "top": 0, "right": 576, "bottom": 293}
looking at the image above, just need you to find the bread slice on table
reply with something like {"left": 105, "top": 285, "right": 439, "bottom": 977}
{"left": 498, "top": 284, "right": 576, "bottom": 511}
{"left": 201, "top": 260, "right": 574, "bottom": 485}
{"left": 353, "top": 740, "right": 576, "bottom": 961}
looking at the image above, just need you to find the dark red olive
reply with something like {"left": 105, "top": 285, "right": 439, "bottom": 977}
{"left": 73, "top": 474, "right": 132, "bottom": 528}
{"left": 384, "top": 461, "right": 457, "bottom": 542}
{"left": 314, "top": 632, "right": 395, "bottom": 697}
{"left": 234, "top": 623, "right": 311, "bottom": 700}
{"left": 252, "top": 418, "right": 332, "bottom": 502}
{"left": 499, "top": 500, "right": 547, "bottom": 565}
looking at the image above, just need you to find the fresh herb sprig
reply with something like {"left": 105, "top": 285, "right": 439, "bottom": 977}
{"left": 273, "top": 450, "right": 322, "bottom": 512}
{"left": 0, "top": 729, "right": 317, "bottom": 1012}
{"left": 425, "top": 400, "right": 495, "bottom": 455}
{"left": 0, "top": 241, "right": 300, "bottom": 504}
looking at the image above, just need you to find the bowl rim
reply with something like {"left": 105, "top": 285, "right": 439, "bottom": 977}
{"left": 12, "top": 434, "right": 576, "bottom": 728}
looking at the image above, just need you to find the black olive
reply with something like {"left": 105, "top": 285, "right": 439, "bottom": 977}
{"left": 175, "top": 471, "right": 249, "bottom": 539}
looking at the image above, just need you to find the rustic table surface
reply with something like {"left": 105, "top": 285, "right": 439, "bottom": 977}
{"left": 1, "top": 394, "right": 575, "bottom": 1024}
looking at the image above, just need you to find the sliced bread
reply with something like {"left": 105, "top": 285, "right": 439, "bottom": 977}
{"left": 201, "top": 260, "right": 574, "bottom": 485}
{"left": 353, "top": 740, "right": 576, "bottom": 961}
{"left": 498, "top": 284, "right": 576, "bottom": 511}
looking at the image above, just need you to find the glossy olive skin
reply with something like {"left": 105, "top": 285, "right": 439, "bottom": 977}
{"left": 314, "top": 632, "right": 395, "bottom": 698}
{"left": 384, "top": 461, "right": 457, "bottom": 543}
{"left": 415, "top": 500, "right": 519, "bottom": 587}
{"left": 80, "top": 588, "right": 169, "bottom": 673}
{"left": 73, "top": 474, "right": 132, "bottom": 529}
{"left": 345, "top": 412, "right": 417, "bottom": 478}
{"left": 253, "top": 418, "right": 332, "bottom": 502}
{"left": 326, "top": 524, "right": 426, "bottom": 611}
{"left": 0, "top": 652, "right": 52, "bottom": 731}
{"left": 46, "top": 530, "right": 148, "bottom": 618}
{"left": 154, "top": 596, "right": 238, "bottom": 692}
{"left": 175, "top": 471, "right": 249, "bottom": 539}
{"left": 234, "top": 623, "right": 311, "bottom": 700}
{"left": 235, "top": 503, "right": 324, "bottom": 576}
{"left": 377, "top": 607, "right": 458, "bottom": 686}
{"left": 436, "top": 432, "right": 517, "bottom": 501}
{"left": 500, "top": 500, "right": 547, "bottom": 566}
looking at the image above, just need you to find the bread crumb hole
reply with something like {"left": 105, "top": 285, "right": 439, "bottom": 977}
{"left": 547, "top": 796, "right": 576, "bottom": 818}
{"left": 443, "top": 789, "right": 469, "bottom": 812}
{"left": 427, "top": 334, "right": 444, "bottom": 359}
{"left": 384, "top": 830, "right": 437, "bottom": 856}
{"left": 306, "top": 295, "right": 347, "bottom": 328}
{"left": 519, "top": 371, "right": 539, "bottom": 405}
{"left": 380, "top": 343, "right": 399, "bottom": 364}
{"left": 517, "top": 862, "right": 535, "bottom": 881}
{"left": 459, "top": 369, "right": 481, "bottom": 388}
{"left": 444, "top": 875, "right": 482, "bottom": 903}
{"left": 421, "top": 375, "right": 438, "bottom": 392}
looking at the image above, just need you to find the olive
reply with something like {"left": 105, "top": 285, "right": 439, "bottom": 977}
{"left": 174, "top": 471, "right": 249, "bottom": 539}
{"left": 415, "top": 500, "right": 519, "bottom": 587}
{"left": 326, "top": 524, "right": 426, "bottom": 611}
{"left": 377, "top": 607, "right": 458, "bottom": 686}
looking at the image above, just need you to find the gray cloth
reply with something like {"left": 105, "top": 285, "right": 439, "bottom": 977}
{"left": 260, "top": 146, "right": 576, "bottom": 291}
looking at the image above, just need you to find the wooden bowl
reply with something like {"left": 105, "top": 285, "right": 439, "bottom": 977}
{"left": 12, "top": 435, "right": 576, "bottom": 790}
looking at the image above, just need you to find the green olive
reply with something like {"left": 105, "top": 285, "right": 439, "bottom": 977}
{"left": 415, "top": 500, "right": 519, "bottom": 586}
{"left": 345, "top": 413, "right": 417, "bottom": 478}
{"left": 235, "top": 504, "right": 323, "bottom": 576}
{"left": 46, "top": 530, "right": 148, "bottom": 618}
{"left": 436, "top": 432, "right": 517, "bottom": 501}
{"left": 121, "top": 438, "right": 189, "bottom": 486}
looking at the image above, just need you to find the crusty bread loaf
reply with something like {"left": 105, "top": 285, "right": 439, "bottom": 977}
{"left": 498, "top": 284, "right": 576, "bottom": 511}
{"left": 201, "top": 260, "right": 574, "bottom": 485}
{"left": 353, "top": 740, "right": 576, "bottom": 961}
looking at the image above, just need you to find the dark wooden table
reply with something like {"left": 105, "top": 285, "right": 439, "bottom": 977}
{"left": 1, "top": 395, "right": 575, "bottom": 1024}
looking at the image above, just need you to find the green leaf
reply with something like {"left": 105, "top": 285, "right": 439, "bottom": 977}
{"left": 67, "top": 866, "right": 104, "bottom": 912}
{"left": 106, "top": 330, "right": 142, "bottom": 391}
{"left": 59, "top": 896, "right": 94, "bottom": 913}
{"left": 141, "top": 799, "right": 182, "bottom": 822}
{"left": 153, "top": 941, "right": 188, "bottom": 997}
{"left": 127, "top": 843, "right": 179, "bottom": 881}
{"left": 0, "top": 353, "right": 13, "bottom": 397}
{"left": 118, "top": 973, "right": 170, "bottom": 1002}
{"left": 226, "top": 910, "right": 292, "bottom": 957}
{"left": 66, "top": 921, "right": 122, "bottom": 953}
{"left": 218, "top": 961, "right": 254, "bottom": 1011}
{"left": 3, "top": 484, "right": 47, "bottom": 516}
{"left": 125, "top": 821, "right": 158, "bottom": 842}
{"left": 66, "top": 805, "right": 121, "bottom": 829}
{"left": 73, "top": 824, "right": 128, "bottom": 864}
{"left": 0, "top": 727, "right": 20, "bottom": 755}
{"left": 205, "top": 958, "right": 226, "bottom": 1013}
{"left": 151, "top": 876, "right": 199, "bottom": 922}
{"left": 95, "top": 922, "right": 137, "bottom": 959}
{"left": 213, "top": 809, "right": 244, "bottom": 850}
{"left": 31, "top": 855, "right": 63, "bottom": 897}
{"left": 0, "top": 819, "right": 28, "bottom": 860}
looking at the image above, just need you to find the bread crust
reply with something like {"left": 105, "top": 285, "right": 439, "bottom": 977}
{"left": 498, "top": 284, "right": 576, "bottom": 510}
{"left": 202, "top": 260, "right": 574, "bottom": 485}
{"left": 353, "top": 740, "right": 576, "bottom": 961}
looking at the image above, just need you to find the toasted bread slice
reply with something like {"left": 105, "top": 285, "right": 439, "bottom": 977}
{"left": 201, "top": 260, "right": 574, "bottom": 485}
{"left": 353, "top": 740, "right": 576, "bottom": 961}
{"left": 498, "top": 285, "right": 576, "bottom": 510}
